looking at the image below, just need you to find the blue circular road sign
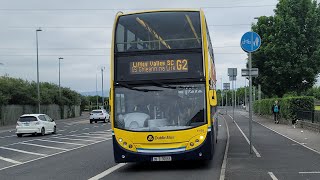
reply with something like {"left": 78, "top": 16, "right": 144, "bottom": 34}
{"left": 240, "top": 31, "right": 261, "bottom": 53}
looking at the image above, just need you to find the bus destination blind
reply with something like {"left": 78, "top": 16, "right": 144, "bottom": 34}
{"left": 130, "top": 59, "right": 188, "bottom": 74}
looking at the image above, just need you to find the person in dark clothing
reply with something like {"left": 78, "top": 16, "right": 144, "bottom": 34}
{"left": 272, "top": 100, "right": 280, "bottom": 124}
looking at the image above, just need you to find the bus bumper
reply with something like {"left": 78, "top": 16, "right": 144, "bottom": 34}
{"left": 112, "top": 132, "right": 215, "bottom": 163}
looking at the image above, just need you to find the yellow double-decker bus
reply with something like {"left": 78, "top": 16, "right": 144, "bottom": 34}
{"left": 110, "top": 9, "right": 218, "bottom": 162}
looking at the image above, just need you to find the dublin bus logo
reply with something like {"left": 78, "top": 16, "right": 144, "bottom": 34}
{"left": 147, "top": 135, "right": 154, "bottom": 142}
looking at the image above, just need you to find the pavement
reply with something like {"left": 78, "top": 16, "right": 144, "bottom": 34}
{"left": 222, "top": 108, "right": 320, "bottom": 180}
{"left": 0, "top": 108, "right": 320, "bottom": 179}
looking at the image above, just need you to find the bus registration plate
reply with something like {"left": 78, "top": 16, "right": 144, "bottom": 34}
{"left": 152, "top": 156, "right": 172, "bottom": 162}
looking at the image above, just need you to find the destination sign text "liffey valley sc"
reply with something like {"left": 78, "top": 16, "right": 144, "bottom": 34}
{"left": 130, "top": 59, "right": 188, "bottom": 74}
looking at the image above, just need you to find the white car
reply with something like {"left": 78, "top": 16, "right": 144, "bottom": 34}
{"left": 90, "top": 109, "right": 110, "bottom": 124}
{"left": 16, "top": 114, "right": 57, "bottom": 137}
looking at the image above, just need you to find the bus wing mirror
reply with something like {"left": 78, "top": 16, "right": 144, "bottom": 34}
{"left": 209, "top": 90, "right": 217, "bottom": 106}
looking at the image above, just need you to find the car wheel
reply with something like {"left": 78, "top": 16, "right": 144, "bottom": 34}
{"left": 41, "top": 127, "right": 45, "bottom": 136}
{"left": 90, "top": 120, "right": 93, "bottom": 124}
{"left": 17, "top": 134, "right": 22, "bottom": 137}
{"left": 52, "top": 126, "right": 57, "bottom": 134}
{"left": 104, "top": 118, "right": 107, "bottom": 123}
{"left": 95, "top": 120, "right": 97, "bottom": 123}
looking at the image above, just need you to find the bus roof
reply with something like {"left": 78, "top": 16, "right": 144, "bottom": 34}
{"left": 117, "top": 9, "right": 203, "bottom": 16}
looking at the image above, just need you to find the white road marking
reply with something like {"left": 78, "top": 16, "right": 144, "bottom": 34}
{"left": 0, "top": 135, "right": 16, "bottom": 139}
{"left": 219, "top": 115, "right": 230, "bottom": 180}
{"left": 268, "top": 172, "right": 278, "bottom": 180}
{"left": 0, "top": 138, "right": 112, "bottom": 171}
{"left": 299, "top": 172, "right": 320, "bottom": 174}
{"left": 253, "top": 119, "right": 320, "bottom": 155}
{"left": 83, "top": 133, "right": 112, "bottom": 137}
{"left": 51, "top": 137, "right": 97, "bottom": 142}
{"left": 58, "top": 130, "right": 65, "bottom": 132}
{"left": 69, "top": 130, "right": 78, "bottom": 133}
{"left": 106, "top": 129, "right": 112, "bottom": 131}
{"left": 0, "top": 146, "right": 47, "bottom": 156}
{"left": 88, "top": 163, "right": 127, "bottom": 180}
{"left": 93, "top": 126, "right": 99, "bottom": 128}
{"left": 36, "top": 139, "right": 84, "bottom": 146}
{"left": 19, "top": 142, "right": 69, "bottom": 151}
{"left": 0, "top": 156, "right": 21, "bottom": 164}
{"left": 68, "top": 135, "right": 107, "bottom": 139}
{"left": 228, "top": 114, "right": 261, "bottom": 157}
{"left": 83, "top": 128, "right": 89, "bottom": 130}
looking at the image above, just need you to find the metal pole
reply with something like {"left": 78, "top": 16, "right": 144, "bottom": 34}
{"left": 36, "top": 29, "right": 42, "bottom": 113}
{"left": 258, "top": 84, "right": 261, "bottom": 115}
{"left": 234, "top": 79, "right": 237, "bottom": 107}
{"left": 232, "top": 80, "right": 235, "bottom": 120}
{"left": 101, "top": 67, "right": 104, "bottom": 109}
{"left": 226, "top": 90, "right": 228, "bottom": 115}
{"left": 244, "top": 79, "right": 247, "bottom": 107}
{"left": 58, "top": 57, "right": 63, "bottom": 102}
{"left": 96, "top": 73, "right": 98, "bottom": 109}
{"left": 249, "top": 54, "right": 253, "bottom": 154}
{"left": 221, "top": 78, "right": 223, "bottom": 107}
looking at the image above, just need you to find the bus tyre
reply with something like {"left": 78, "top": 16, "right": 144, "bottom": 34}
{"left": 17, "top": 134, "right": 22, "bottom": 137}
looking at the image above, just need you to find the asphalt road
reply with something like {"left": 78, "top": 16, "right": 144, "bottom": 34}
{"left": 0, "top": 114, "right": 228, "bottom": 180}
{"left": 4, "top": 108, "right": 319, "bottom": 180}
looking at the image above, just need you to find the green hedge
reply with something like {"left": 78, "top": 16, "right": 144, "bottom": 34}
{"left": 253, "top": 96, "right": 314, "bottom": 120}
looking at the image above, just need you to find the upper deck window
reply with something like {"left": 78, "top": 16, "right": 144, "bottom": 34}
{"left": 115, "top": 11, "right": 202, "bottom": 52}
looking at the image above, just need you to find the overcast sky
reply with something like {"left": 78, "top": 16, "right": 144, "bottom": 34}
{"left": 1, "top": 0, "right": 317, "bottom": 93}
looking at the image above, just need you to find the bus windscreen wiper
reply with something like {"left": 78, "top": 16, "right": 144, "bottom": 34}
{"left": 116, "top": 82, "right": 160, "bottom": 92}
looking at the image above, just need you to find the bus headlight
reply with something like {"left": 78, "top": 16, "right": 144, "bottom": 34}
{"left": 186, "top": 133, "right": 206, "bottom": 150}
{"left": 116, "top": 136, "right": 136, "bottom": 152}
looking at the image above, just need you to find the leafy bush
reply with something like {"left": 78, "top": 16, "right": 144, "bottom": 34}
{"left": 254, "top": 96, "right": 314, "bottom": 120}
{"left": 0, "top": 76, "right": 81, "bottom": 106}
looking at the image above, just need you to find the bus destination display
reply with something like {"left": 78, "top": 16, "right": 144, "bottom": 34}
{"left": 130, "top": 59, "right": 188, "bottom": 74}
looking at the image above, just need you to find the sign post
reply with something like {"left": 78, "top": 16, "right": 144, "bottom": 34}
{"left": 228, "top": 68, "right": 237, "bottom": 121}
{"left": 240, "top": 31, "right": 261, "bottom": 154}
{"left": 223, "top": 83, "right": 230, "bottom": 115}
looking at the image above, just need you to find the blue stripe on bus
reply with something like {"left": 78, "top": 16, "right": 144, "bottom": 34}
{"left": 136, "top": 147, "right": 186, "bottom": 153}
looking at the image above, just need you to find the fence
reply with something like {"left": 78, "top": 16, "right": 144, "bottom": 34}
{"left": 296, "top": 110, "right": 320, "bottom": 123}
{"left": 0, "top": 104, "right": 81, "bottom": 126}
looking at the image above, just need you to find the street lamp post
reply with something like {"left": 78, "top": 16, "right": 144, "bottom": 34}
{"left": 101, "top": 67, "right": 105, "bottom": 109}
{"left": 36, "top": 28, "right": 42, "bottom": 113}
{"left": 58, "top": 57, "right": 63, "bottom": 102}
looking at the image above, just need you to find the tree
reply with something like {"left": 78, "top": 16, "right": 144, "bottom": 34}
{"left": 252, "top": 0, "right": 320, "bottom": 97}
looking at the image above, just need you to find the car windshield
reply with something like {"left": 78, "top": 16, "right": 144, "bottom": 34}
{"left": 18, "top": 116, "right": 37, "bottom": 122}
{"left": 92, "top": 111, "right": 102, "bottom": 113}
{"left": 114, "top": 83, "right": 205, "bottom": 132}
